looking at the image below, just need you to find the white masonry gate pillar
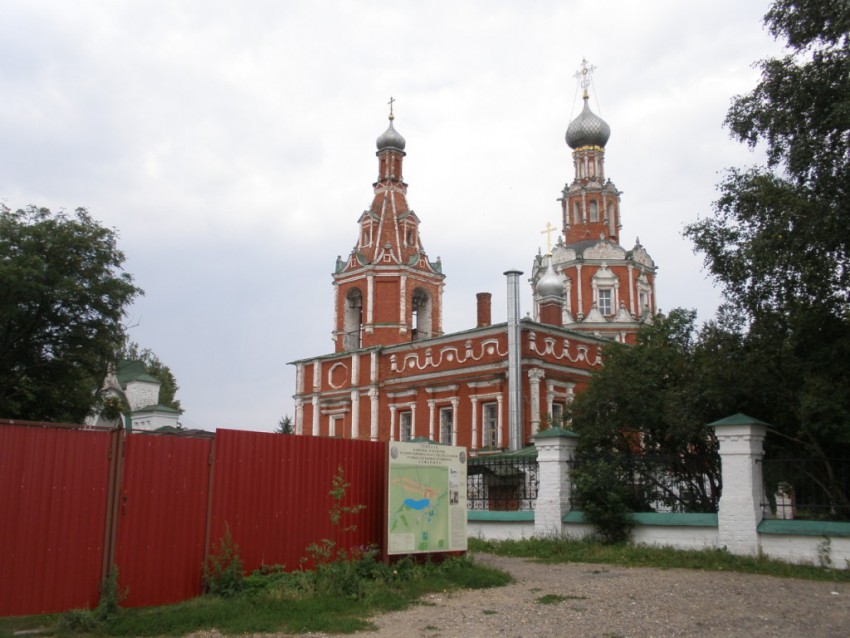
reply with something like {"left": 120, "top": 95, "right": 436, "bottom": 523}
{"left": 532, "top": 427, "right": 579, "bottom": 537}
{"left": 712, "top": 413, "right": 769, "bottom": 556}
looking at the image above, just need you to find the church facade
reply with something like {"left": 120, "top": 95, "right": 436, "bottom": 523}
{"left": 290, "top": 67, "right": 656, "bottom": 452}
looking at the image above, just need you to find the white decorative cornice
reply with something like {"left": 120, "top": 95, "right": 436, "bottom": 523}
{"left": 390, "top": 338, "right": 508, "bottom": 373}
{"left": 527, "top": 332, "right": 603, "bottom": 366}
{"left": 468, "top": 379, "right": 502, "bottom": 389}
{"left": 425, "top": 384, "right": 460, "bottom": 394}
{"left": 387, "top": 389, "right": 417, "bottom": 398}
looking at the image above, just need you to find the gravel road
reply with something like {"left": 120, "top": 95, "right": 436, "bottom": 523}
{"left": 302, "top": 553, "right": 850, "bottom": 638}
{"left": 189, "top": 553, "right": 849, "bottom": 638}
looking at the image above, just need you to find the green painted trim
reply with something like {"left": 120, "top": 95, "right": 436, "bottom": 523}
{"left": 563, "top": 511, "right": 588, "bottom": 523}
{"left": 563, "top": 511, "right": 718, "bottom": 527}
{"left": 631, "top": 512, "right": 718, "bottom": 527}
{"left": 468, "top": 510, "right": 534, "bottom": 522}
{"left": 758, "top": 519, "right": 850, "bottom": 538}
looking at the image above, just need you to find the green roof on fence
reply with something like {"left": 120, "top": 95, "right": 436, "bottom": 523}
{"left": 708, "top": 413, "right": 771, "bottom": 427}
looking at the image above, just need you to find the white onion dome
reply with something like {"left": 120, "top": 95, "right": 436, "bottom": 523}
{"left": 536, "top": 260, "right": 565, "bottom": 298}
{"left": 376, "top": 116, "right": 406, "bottom": 151}
{"left": 566, "top": 97, "right": 611, "bottom": 149}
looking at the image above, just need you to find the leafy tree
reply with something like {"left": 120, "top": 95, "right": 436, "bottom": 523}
{"left": 0, "top": 205, "right": 142, "bottom": 422}
{"left": 683, "top": 0, "right": 850, "bottom": 514}
{"left": 685, "top": 0, "right": 849, "bottom": 321}
{"left": 570, "top": 310, "right": 725, "bottom": 524}
{"left": 276, "top": 415, "right": 294, "bottom": 434}
{"left": 684, "top": 0, "right": 850, "bottom": 452}
{"left": 686, "top": 0, "right": 849, "bottom": 317}
{"left": 120, "top": 341, "right": 182, "bottom": 412}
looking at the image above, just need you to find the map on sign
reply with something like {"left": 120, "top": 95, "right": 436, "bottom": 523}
{"left": 389, "top": 466, "right": 449, "bottom": 551}
{"left": 387, "top": 442, "right": 467, "bottom": 555}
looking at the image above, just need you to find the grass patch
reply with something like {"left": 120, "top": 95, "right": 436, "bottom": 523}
{"left": 0, "top": 554, "right": 511, "bottom": 638}
{"left": 0, "top": 615, "right": 59, "bottom": 638}
{"left": 468, "top": 536, "right": 850, "bottom": 582}
{"left": 535, "top": 593, "right": 587, "bottom": 604}
{"left": 535, "top": 593, "right": 567, "bottom": 604}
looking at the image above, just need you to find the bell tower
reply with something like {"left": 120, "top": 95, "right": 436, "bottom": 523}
{"left": 532, "top": 61, "right": 657, "bottom": 344}
{"left": 332, "top": 101, "right": 445, "bottom": 352}
{"left": 560, "top": 59, "right": 621, "bottom": 244}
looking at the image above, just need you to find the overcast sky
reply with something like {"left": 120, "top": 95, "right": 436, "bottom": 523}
{"left": 1, "top": 1, "right": 785, "bottom": 432}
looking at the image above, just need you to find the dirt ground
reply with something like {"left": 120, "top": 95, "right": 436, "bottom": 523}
{"left": 186, "top": 553, "right": 850, "bottom": 638}
{"left": 297, "top": 553, "right": 850, "bottom": 638}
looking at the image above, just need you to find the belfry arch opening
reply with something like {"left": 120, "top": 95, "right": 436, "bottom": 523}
{"left": 411, "top": 288, "right": 432, "bottom": 341}
{"left": 343, "top": 288, "right": 363, "bottom": 350}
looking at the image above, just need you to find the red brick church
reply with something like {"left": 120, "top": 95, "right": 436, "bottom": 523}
{"left": 290, "top": 63, "right": 656, "bottom": 452}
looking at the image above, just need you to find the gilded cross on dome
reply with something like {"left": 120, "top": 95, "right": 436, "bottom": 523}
{"left": 388, "top": 96, "right": 396, "bottom": 120}
{"left": 540, "top": 221, "right": 557, "bottom": 255}
{"left": 573, "top": 57, "right": 596, "bottom": 99}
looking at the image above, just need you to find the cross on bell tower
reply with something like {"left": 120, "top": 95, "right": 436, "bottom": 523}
{"left": 531, "top": 62, "right": 657, "bottom": 345}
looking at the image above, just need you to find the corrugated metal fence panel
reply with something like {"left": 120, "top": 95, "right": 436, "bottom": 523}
{"left": 0, "top": 423, "right": 112, "bottom": 616}
{"left": 115, "top": 434, "right": 212, "bottom": 608}
{"left": 210, "top": 431, "right": 387, "bottom": 572}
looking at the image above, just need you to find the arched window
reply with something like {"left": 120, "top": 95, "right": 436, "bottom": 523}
{"left": 573, "top": 202, "right": 581, "bottom": 225}
{"left": 412, "top": 288, "right": 432, "bottom": 340}
{"left": 589, "top": 200, "right": 599, "bottom": 222}
{"left": 343, "top": 288, "right": 363, "bottom": 350}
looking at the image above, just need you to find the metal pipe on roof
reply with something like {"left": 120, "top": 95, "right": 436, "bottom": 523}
{"left": 504, "top": 269, "right": 523, "bottom": 451}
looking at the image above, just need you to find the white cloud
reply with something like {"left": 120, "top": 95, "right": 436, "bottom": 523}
{"left": 1, "top": 0, "right": 786, "bottom": 430}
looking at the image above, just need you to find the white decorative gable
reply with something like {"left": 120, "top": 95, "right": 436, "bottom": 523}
{"left": 584, "top": 241, "right": 626, "bottom": 261}
{"left": 613, "top": 303, "right": 634, "bottom": 322}
{"left": 582, "top": 305, "right": 607, "bottom": 323}
{"left": 592, "top": 263, "right": 618, "bottom": 283}
{"left": 631, "top": 242, "right": 655, "bottom": 268}
{"left": 551, "top": 245, "right": 577, "bottom": 263}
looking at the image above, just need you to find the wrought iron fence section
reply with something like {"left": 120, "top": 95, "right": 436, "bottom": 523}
{"left": 467, "top": 455, "right": 538, "bottom": 511}
{"left": 569, "top": 453, "right": 720, "bottom": 514}
{"left": 760, "top": 457, "right": 850, "bottom": 522}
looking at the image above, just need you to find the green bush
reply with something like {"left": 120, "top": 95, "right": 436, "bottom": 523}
{"left": 60, "top": 566, "right": 125, "bottom": 632}
{"left": 572, "top": 457, "right": 635, "bottom": 544}
{"left": 203, "top": 524, "right": 244, "bottom": 597}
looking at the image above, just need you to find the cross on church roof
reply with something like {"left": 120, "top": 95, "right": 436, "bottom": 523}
{"left": 540, "top": 221, "right": 557, "bottom": 255}
{"left": 388, "top": 96, "right": 396, "bottom": 120}
{"left": 574, "top": 57, "right": 596, "bottom": 99}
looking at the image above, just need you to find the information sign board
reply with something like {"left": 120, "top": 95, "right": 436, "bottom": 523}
{"left": 387, "top": 441, "right": 468, "bottom": 554}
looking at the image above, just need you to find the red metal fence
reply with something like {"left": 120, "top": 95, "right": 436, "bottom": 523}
{"left": 0, "top": 422, "right": 113, "bottom": 616}
{"left": 0, "top": 420, "right": 387, "bottom": 617}
{"left": 114, "top": 433, "right": 213, "bottom": 608}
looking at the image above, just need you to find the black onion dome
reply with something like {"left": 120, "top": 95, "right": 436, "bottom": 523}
{"left": 566, "top": 97, "right": 611, "bottom": 149}
{"left": 376, "top": 117, "right": 406, "bottom": 151}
